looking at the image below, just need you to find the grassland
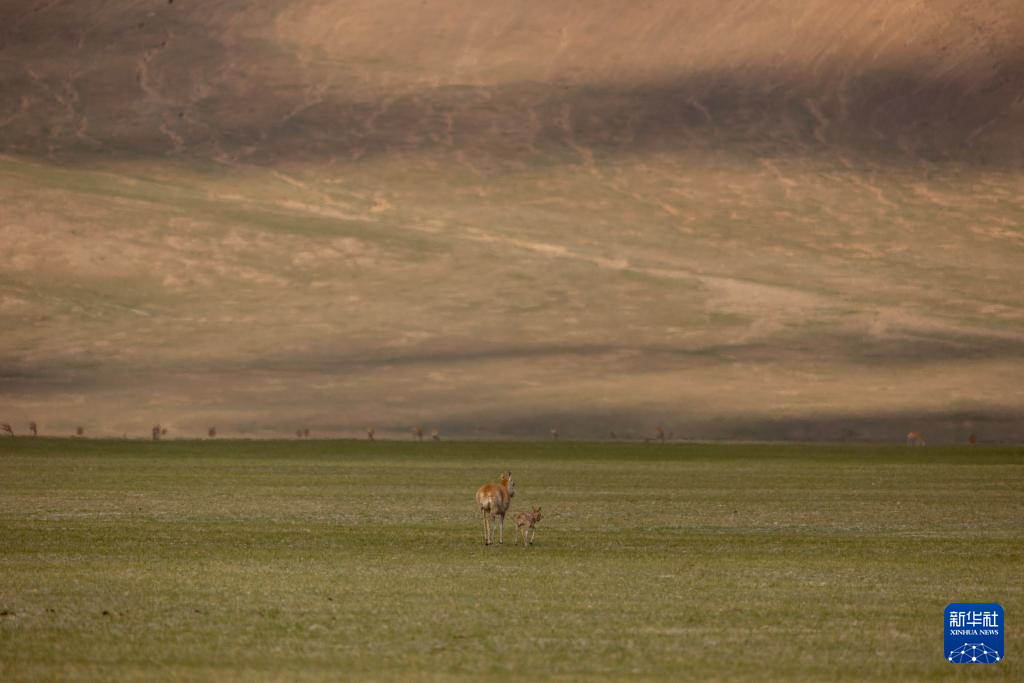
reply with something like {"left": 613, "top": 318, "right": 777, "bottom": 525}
{"left": 1, "top": 438, "right": 1020, "bottom": 681}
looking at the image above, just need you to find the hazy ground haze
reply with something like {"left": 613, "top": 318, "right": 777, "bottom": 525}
{"left": 2, "top": 1, "right": 1023, "bottom": 439}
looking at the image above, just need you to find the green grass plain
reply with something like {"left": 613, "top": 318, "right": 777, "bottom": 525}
{"left": 0, "top": 438, "right": 1020, "bottom": 681}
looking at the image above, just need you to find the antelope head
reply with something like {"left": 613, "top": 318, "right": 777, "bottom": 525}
{"left": 502, "top": 471, "right": 516, "bottom": 498}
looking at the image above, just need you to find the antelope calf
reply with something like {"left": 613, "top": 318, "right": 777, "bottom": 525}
{"left": 514, "top": 506, "right": 542, "bottom": 548}
{"left": 906, "top": 431, "right": 926, "bottom": 447}
{"left": 475, "top": 471, "right": 515, "bottom": 545}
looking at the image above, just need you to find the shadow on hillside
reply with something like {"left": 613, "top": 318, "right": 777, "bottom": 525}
{"left": 447, "top": 408, "right": 1024, "bottom": 444}
{"left": 1, "top": 3, "right": 1022, "bottom": 167}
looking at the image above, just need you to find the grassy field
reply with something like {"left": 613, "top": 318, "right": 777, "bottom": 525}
{"left": 0, "top": 438, "right": 1020, "bottom": 681}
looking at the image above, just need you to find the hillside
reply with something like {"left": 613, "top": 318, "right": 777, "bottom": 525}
{"left": 1, "top": 0, "right": 1023, "bottom": 440}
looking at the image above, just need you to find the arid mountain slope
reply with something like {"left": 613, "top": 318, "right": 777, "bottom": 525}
{"left": 1, "top": 1, "right": 1022, "bottom": 440}
{"left": 3, "top": 0, "right": 1023, "bottom": 162}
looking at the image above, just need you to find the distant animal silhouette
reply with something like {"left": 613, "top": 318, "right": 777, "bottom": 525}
{"left": 514, "top": 507, "right": 542, "bottom": 548}
{"left": 906, "top": 431, "right": 926, "bottom": 447}
{"left": 475, "top": 471, "right": 515, "bottom": 545}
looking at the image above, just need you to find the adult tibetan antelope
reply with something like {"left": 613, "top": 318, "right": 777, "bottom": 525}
{"left": 906, "top": 431, "right": 926, "bottom": 447}
{"left": 475, "top": 471, "right": 515, "bottom": 545}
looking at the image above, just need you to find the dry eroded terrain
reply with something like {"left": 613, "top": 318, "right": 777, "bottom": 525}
{"left": 1, "top": 1, "right": 1023, "bottom": 439}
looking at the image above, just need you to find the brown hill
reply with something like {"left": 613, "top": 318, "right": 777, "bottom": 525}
{"left": 1, "top": 1, "right": 1022, "bottom": 440}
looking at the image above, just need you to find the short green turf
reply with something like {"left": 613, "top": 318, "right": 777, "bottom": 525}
{"left": 1, "top": 438, "right": 1020, "bottom": 681}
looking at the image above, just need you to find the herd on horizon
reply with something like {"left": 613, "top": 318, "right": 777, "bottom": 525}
{"left": 0, "top": 421, "right": 983, "bottom": 445}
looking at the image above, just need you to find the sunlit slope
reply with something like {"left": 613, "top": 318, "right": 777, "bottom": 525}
{"left": 1, "top": 1, "right": 1022, "bottom": 439}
